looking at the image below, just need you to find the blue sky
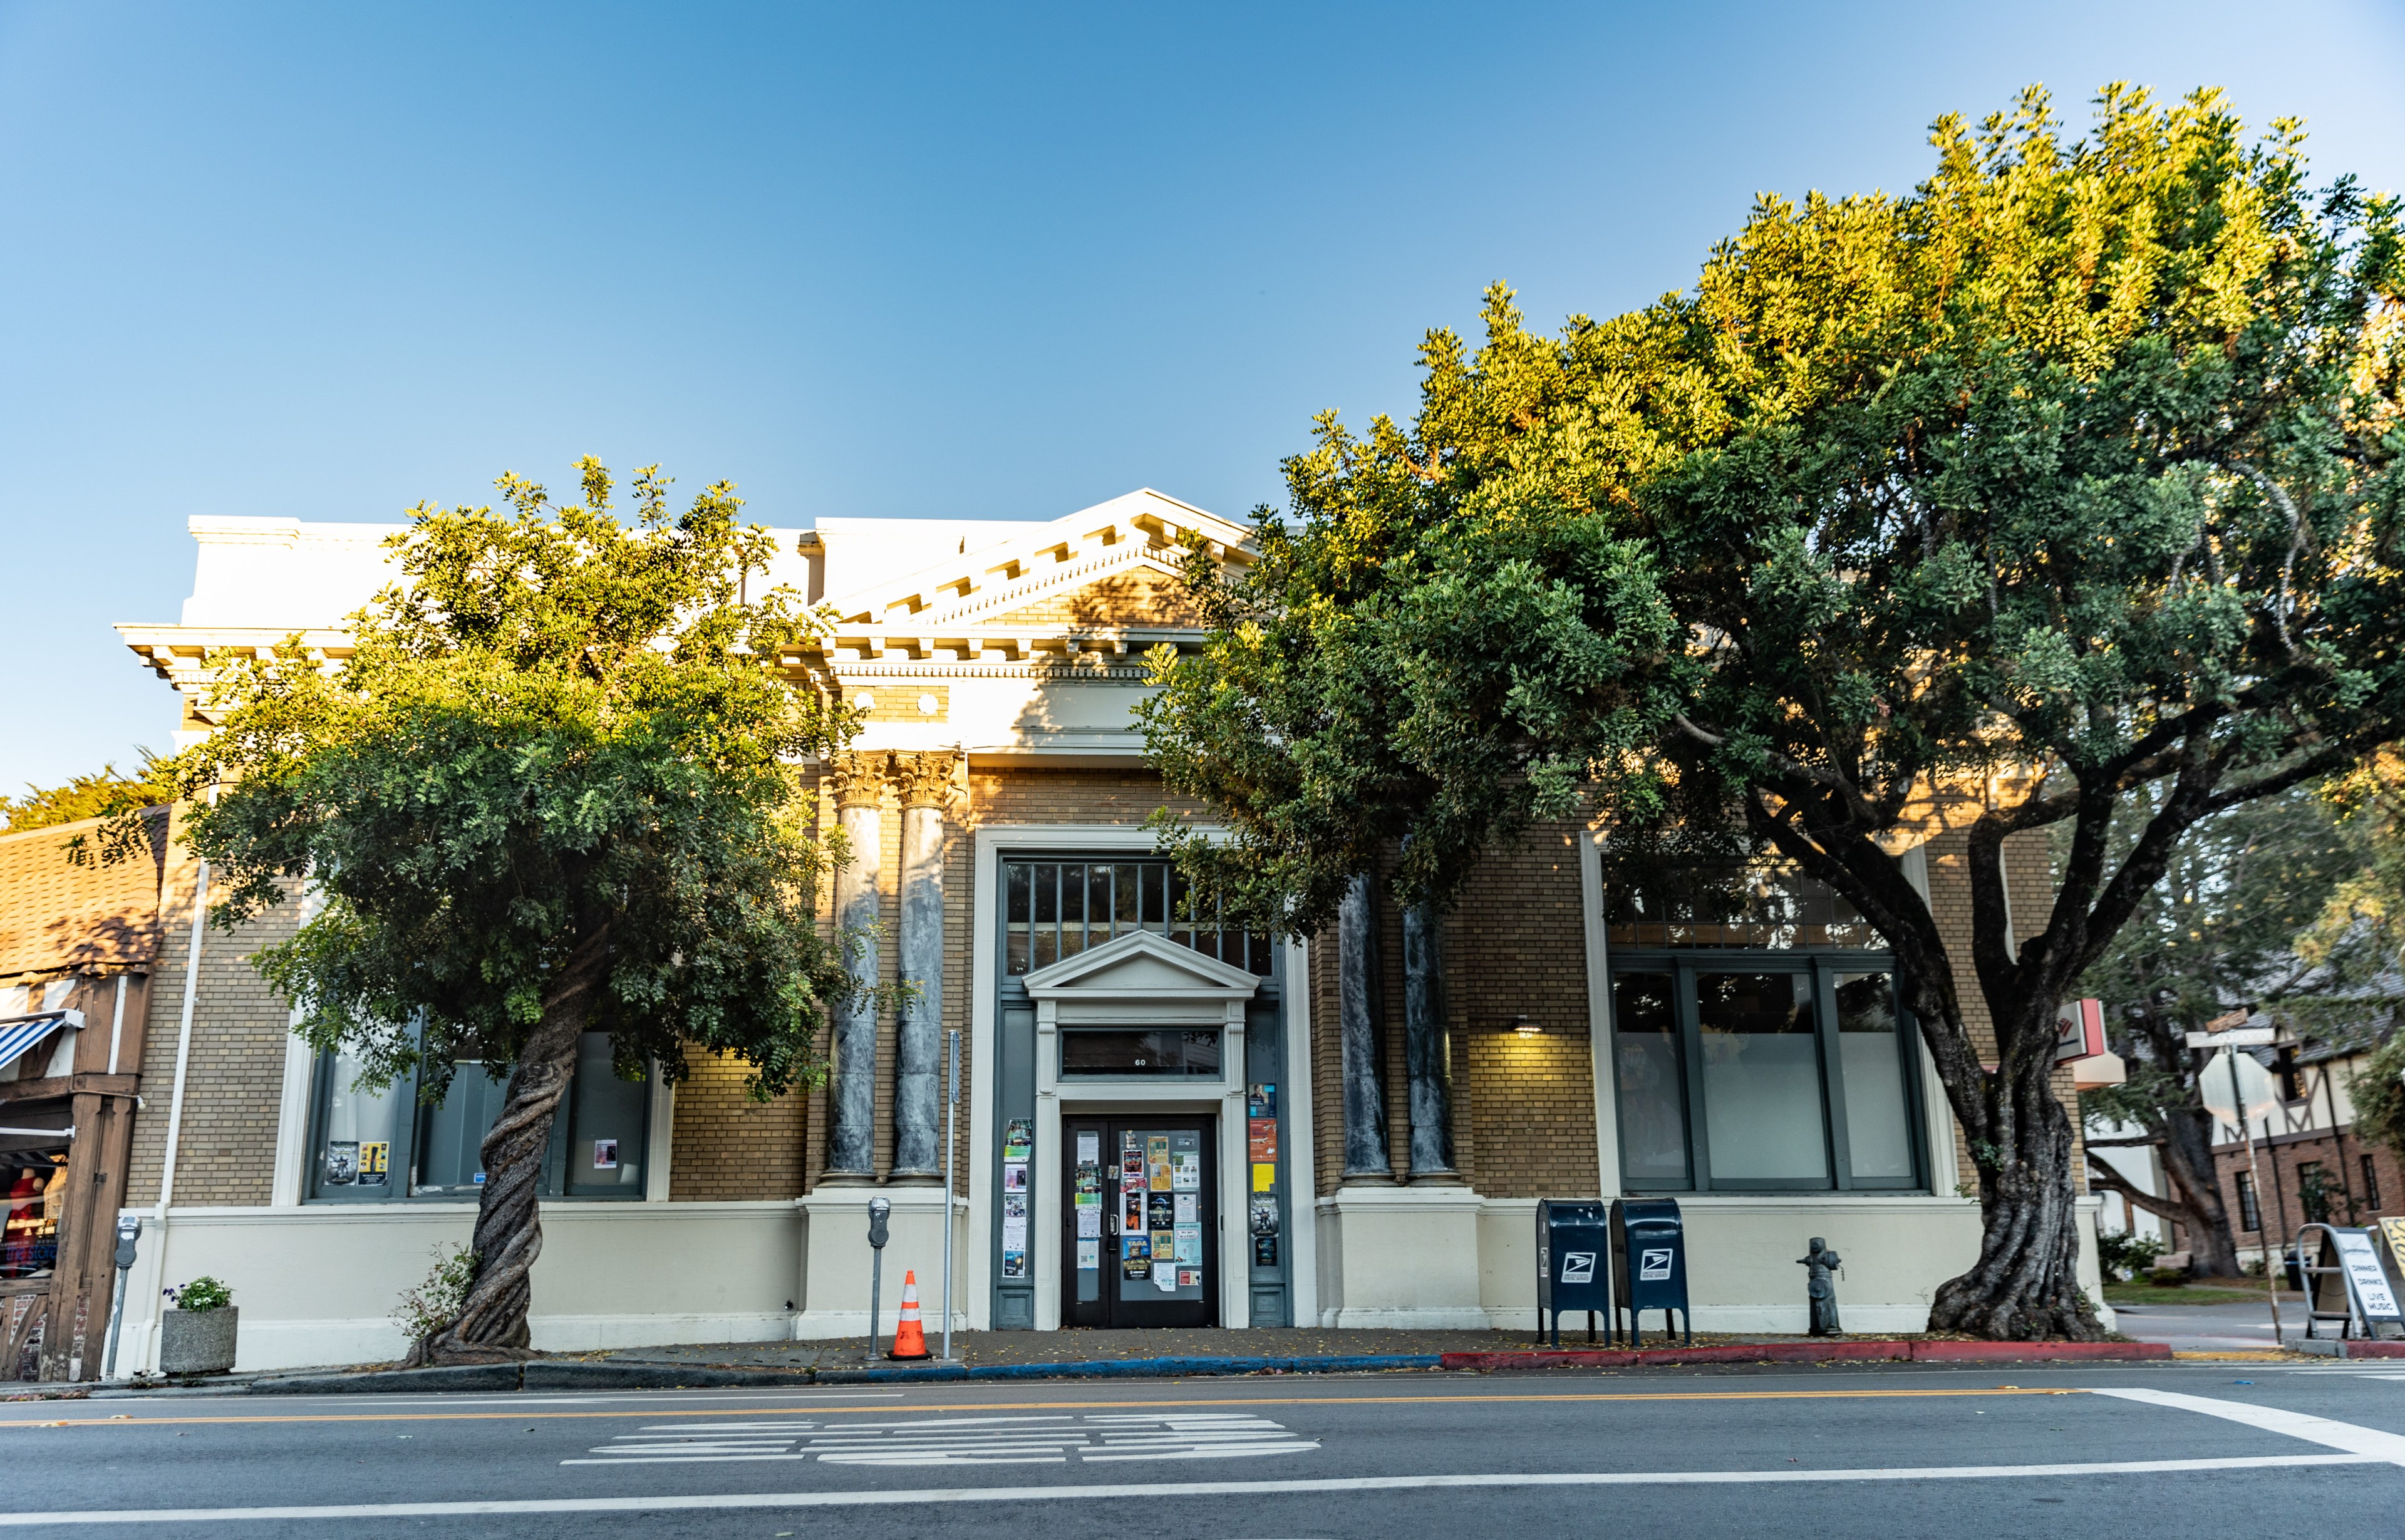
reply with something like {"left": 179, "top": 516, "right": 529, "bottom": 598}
{"left": 3, "top": 1, "right": 2400, "bottom": 792}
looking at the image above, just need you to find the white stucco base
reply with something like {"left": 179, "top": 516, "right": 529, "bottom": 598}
{"left": 793, "top": 1187, "right": 970, "bottom": 1341}
{"left": 112, "top": 1199, "right": 805, "bottom": 1375}
{"left": 1313, "top": 1185, "right": 1489, "bottom": 1328}
{"left": 1338, "top": 1190, "right": 2114, "bottom": 1337}
{"left": 106, "top": 1185, "right": 2110, "bottom": 1375}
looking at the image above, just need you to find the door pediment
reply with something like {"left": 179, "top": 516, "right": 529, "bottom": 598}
{"left": 1021, "top": 929, "right": 1261, "bottom": 1025}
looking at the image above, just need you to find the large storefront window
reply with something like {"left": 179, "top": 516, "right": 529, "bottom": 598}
{"left": 1005, "top": 860, "right": 1273, "bottom": 977}
{"left": 308, "top": 1031, "right": 649, "bottom": 1202}
{"left": 1607, "top": 862, "right": 1925, "bottom": 1192}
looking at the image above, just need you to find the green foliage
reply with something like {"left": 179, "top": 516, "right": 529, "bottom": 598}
{"left": 1142, "top": 84, "right": 2404, "bottom": 1333}
{"left": 1147, "top": 85, "right": 2405, "bottom": 982}
{"left": 170, "top": 1276, "right": 232, "bottom": 1312}
{"left": 3, "top": 752, "right": 174, "bottom": 835}
{"left": 2350, "top": 1031, "right": 2405, "bottom": 1170}
{"left": 391, "top": 1243, "right": 478, "bottom": 1346}
{"left": 139, "top": 459, "right": 865, "bottom": 1102}
{"left": 2078, "top": 786, "right": 2379, "bottom": 1125}
{"left": 2095, "top": 1229, "right": 2165, "bottom": 1281}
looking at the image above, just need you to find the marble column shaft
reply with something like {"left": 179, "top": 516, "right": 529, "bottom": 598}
{"left": 825, "top": 751, "right": 885, "bottom": 1181}
{"left": 890, "top": 751, "right": 954, "bottom": 1181}
{"left": 1337, "top": 872, "right": 1391, "bottom": 1179}
{"left": 1402, "top": 899, "right": 1458, "bottom": 1179}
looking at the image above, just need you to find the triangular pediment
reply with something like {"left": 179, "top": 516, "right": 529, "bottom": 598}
{"left": 820, "top": 488, "right": 1254, "bottom": 631}
{"left": 1021, "top": 928, "right": 1263, "bottom": 999}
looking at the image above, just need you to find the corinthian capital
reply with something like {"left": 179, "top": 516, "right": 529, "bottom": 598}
{"left": 893, "top": 750, "right": 961, "bottom": 812}
{"left": 824, "top": 750, "right": 891, "bottom": 810}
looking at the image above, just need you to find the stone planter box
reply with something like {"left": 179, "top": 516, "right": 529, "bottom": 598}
{"left": 158, "top": 1307, "right": 238, "bottom": 1375}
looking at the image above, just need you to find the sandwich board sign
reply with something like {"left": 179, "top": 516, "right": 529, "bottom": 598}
{"left": 2322, "top": 1227, "right": 2405, "bottom": 1333}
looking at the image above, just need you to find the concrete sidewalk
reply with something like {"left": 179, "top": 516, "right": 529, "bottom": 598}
{"left": 585, "top": 1326, "right": 1637, "bottom": 1375}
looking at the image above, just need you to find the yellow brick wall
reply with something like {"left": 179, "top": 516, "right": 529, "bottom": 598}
{"left": 668, "top": 1049, "right": 807, "bottom": 1201}
{"left": 1305, "top": 823, "right": 1598, "bottom": 1198}
{"left": 124, "top": 812, "right": 303, "bottom": 1209}
{"left": 1445, "top": 823, "right": 1598, "bottom": 1198}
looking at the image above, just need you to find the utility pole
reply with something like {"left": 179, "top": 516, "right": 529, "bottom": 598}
{"left": 940, "top": 1028, "right": 959, "bottom": 1363}
{"left": 2224, "top": 1048, "right": 2283, "bottom": 1347}
{"left": 2190, "top": 1020, "right": 2283, "bottom": 1346}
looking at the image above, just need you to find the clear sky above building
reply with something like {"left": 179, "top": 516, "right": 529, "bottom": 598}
{"left": 2, "top": 0, "right": 2400, "bottom": 791}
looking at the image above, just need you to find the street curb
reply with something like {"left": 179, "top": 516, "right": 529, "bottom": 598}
{"left": 248, "top": 1352, "right": 1445, "bottom": 1394}
{"left": 252, "top": 1363, "right": 524, "bottom": 1395}
{"left": 522, "top": 1361, "right": 815, "bottom": 1390}
{"left": 1437, "top": 1340, "right": 2175, "bottom": 1370}
{"left": 239, "top": 1339, "right": 2171, "bottom": 1395}
{"left": 815, "top": 1354, "right": 1440, "bottom": 1385}
{"left": 2289, "top": 1339, "right": 2405, "bottom": 1359}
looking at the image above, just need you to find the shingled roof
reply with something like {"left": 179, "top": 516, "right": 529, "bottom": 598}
{"left": 0, "top": 807, "right": 170, "bottom": 984}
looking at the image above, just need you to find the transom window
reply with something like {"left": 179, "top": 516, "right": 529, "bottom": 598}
{"left": 1004, "top": 859, "right": 1272, "bottom": 976}
{"left": 1606, "top": 858, "right": 1878, "bottom": 949}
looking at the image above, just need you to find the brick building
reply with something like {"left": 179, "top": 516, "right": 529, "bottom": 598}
{"left": 2203, "top": 1031, "right": 2399, "bottom": 1269}
{"left": 100, "top": 489, "right": 2111, "bottom": 1372}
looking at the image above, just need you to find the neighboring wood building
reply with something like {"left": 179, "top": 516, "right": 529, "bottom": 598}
{"left": 0, "top": 807, "right": 167, "bottom": 1380}
{"left": 103, "top": 491, "right": 2113, "bottom": 1372}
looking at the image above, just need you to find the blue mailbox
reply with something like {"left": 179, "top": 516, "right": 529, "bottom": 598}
{"left": 1536, "top": 1199, "right": 1613, "bottom": 1348}
{"left": 1610, "top": 1197, "right": 1691, "bottom": 1347}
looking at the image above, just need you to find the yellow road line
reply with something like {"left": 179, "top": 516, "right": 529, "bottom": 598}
{"left": 0, "top": 1385, "right": 2085, "bottom": 1430}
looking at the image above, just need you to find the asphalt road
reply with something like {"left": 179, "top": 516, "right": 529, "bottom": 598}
{"left": 8, "top": 1362, "right": 2405, "bottom": 1536}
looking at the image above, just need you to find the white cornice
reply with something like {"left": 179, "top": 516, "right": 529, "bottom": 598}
{"left": 819, "top": 488, "right": 1252, "bottom": 630}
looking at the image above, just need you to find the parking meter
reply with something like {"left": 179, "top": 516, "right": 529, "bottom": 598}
{"left": 101, "top": 1215, "right": 142, "bottom": 1381}
{"left": 1536, "top": 1199, "right": 1613, "bottom": 1348}
{"left": 1610, "top": 1197, "right": 1692, "bottom": 1347}
{"left": 866, "top": 1198, "right": 892, "bottom": 1357}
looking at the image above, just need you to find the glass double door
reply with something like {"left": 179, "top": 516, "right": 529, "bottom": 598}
{"left": 1061, "top": 1115, "right": 1218, "bottom": 1328}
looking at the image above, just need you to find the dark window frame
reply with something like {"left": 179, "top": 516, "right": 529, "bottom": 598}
{"left": 2236, "top": 1169, "right": 2262, "bottom": 1232}
{"left": 304, "top": 1033, "right": 653, "bottom": 1205}
{"left": 1607, "top": 948, "right": 1928, "bottom": 1195}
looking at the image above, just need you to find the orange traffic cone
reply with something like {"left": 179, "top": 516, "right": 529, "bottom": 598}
{"left": 887, "top": 1269, "right": 931, "bottom": 1360}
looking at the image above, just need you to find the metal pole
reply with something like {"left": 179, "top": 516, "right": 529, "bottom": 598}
{"left": 2228, "top": 1050, "right": 2283, "bottom": 1345}
{"left": 101, "top": 1262, "right": 132, "bottom": 1380}
{"left": 101, "top": 1215, "right": 140, "bottom": 1382}
{"left": 869, "top": 1249, "right": 883, "bottom": 1360}
{"left": 941, "top": 1028, "right": 959, "bottom": 1363}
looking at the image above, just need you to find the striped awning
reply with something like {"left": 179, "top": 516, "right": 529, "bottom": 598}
{"left": 0, "top": 1012, "right": 74, "bottom": 1078}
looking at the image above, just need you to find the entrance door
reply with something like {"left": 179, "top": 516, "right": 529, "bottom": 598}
{"left": 1061, "top": 1115, "right": 1217, "bottom": 1328}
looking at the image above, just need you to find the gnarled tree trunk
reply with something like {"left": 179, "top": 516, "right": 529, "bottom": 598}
{"left": 1926, "top": 1050, "right": 2101, "bottom": 1339}
{"left": 411, "top": 925, "right": 610, "bottom": 1366}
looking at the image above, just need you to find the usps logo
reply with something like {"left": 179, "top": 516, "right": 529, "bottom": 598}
{"left": 1639, "top": 1248, "right": 1673, "bottom": 1281}
{"left": 1561, "top": 1252, "right": 1597, "bottom": 1283}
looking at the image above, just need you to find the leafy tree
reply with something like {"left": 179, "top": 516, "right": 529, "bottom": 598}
{"left": 3, "top": 753, "right": 175, "bottom": 834}
{"left": 1142, "top": 86, "right": 2405, "bottom": 1338}
{"left": 2076, "top": 787, "right": 2376, "bottom": 1273}
{"left": 2321, "top": 753, "right": 2405, "bottom": 1166}
{"left": 123, "top": 462, "right": 866, "bottom": 1363}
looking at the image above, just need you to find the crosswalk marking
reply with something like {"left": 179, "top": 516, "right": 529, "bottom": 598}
{"left": 566, "top": 1412, "right": 1320, "bottom": 1468}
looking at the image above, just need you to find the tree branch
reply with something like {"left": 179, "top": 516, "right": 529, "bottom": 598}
{"left": 2087, "top": 1151, "right": 2189, "bottom": 1226}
